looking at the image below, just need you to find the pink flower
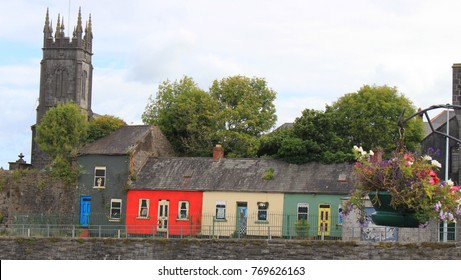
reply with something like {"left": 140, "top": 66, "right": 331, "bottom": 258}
{"left": 404, "top": 153, "right": 414, "bottom": 162}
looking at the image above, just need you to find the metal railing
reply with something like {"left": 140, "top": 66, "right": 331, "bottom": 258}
{"left": 1, "top": 223, "right": 342, "bottom": 240}
{"left": 1, "top": 223, "right": 458, "bottom": 242}
{"left": 5, "top": 212, "right": 459, "bottom": 242}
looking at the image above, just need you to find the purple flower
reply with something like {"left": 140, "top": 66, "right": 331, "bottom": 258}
{"left": 434, "top": 201, "right": 442, "bottom": 211}
{"left": 439, "top": 210, "right": 446, "bottom": 220}
{"left": 347, "top": 204, "right": 353, "bottom": 212}
{"left": 448, "top": 213, "right": 454, "bottom": 221}
{"left": 418, "top": 222, "right": 428, "bottom": 228}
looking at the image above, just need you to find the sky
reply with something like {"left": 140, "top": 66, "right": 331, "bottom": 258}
{"left": 1, "top": 0, "right": 461, "bottom": 168}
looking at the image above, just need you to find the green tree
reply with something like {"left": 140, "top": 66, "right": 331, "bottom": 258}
{"left": 326, "top": 84, "right": 424, "bottom": 153}
{"left": 259, "top": 110, "right": 353, "bottom": 164}
{"left": 87, "top": 115, "right": 126, "bottom": 143}
{"left": 36, "top": 102, "right": 89, "bottom": 183}
{"left": 142, "top": 76, "right": 218, "bottom": 156}
{"left": 210, "top": 75, "right": 277, "bottom": 157}
{"left": 258, "top": 126, "right": 294, "bottom": 157}
{"left": 265, "top": 85, "right": 422, "bottom": 164}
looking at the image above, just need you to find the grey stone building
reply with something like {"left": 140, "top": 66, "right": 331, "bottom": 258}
{"left": 31, "top": 8, "right": 94, "bottom": 169}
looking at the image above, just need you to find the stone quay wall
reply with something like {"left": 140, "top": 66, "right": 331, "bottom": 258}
{"left": 0, "top": 237, "right": 459, "bottom": 260}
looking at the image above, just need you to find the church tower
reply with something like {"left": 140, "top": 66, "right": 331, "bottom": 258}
{"left": 31, "top": 8, "right": 94, "bottom": 169}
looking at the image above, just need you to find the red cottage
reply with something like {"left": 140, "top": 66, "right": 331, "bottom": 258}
{"left": 126, "top": 190, "right": 203, "bottom": 236}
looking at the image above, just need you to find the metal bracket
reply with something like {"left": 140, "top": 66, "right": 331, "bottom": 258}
{"left": 398, "top": 104, "right": 461, "bottom": 144}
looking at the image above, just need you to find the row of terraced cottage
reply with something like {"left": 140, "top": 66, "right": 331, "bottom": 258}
{"left": 74, "top": 125, "right": 440, "bottom": 242}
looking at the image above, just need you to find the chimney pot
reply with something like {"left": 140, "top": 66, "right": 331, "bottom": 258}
{"left": 213, "top": 144, "right": 224, "bottom": 161}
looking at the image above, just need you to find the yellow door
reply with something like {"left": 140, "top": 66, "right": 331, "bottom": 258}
{"left": 318, "top": 204, "right": 331, "bottom": 236}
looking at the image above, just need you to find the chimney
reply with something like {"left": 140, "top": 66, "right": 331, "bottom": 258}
{"left": 213, "top": 144, "right": 224, "bottom": 161}
{"left": 453, "top": 63, "right": 461, "bottom": 106}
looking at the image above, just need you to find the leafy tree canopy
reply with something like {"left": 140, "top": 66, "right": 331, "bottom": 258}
{"left": 210, "top": 75, "right": 277, "bottom": 137}
{"left": 326, "top": 84, "right": 424, "bottom": 153}
{"left": 36, "top": 102, "right": 89, "bottom": 183}
{"left": 142, "top": 76, "right": 218, "bottom": 156}
{"left": 87, "top": 115, "right": 126, "bottom": 143}
{"left": 210, "top": 75, "right": 277, "bottom": 157}
{"left": 142, "top": 75, "right": 277, "bottom": 157}
{"left": 260, "top": 84, "right": 423, "bottom": 164}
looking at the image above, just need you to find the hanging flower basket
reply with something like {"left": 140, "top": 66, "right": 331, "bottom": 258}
{"left": 368, "top": 191, "right": 420, "bottom": 228}
{"left": 343, "top": 146, "right": 461, "bottom": 228}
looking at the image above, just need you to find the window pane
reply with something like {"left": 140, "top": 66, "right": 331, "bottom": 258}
{"left": 110, "top": 199, "right": 122, "bottom": 219}
{"left": 94, "top": 177, "right": 105, "bottom": 187}
{"left": 298, "top": 213, "right": 308, "bottom": 220}
{"left": 178, "top": 201, "right": 188, "bottom": 219}
{"left": 95, "top": 169, "right": 105, "bottom": 176}
{"left": 258, "top": 210, "right": 267, "bottom": 221}
{"left": 216, "top": 204, "right": 226, "bottom": 219}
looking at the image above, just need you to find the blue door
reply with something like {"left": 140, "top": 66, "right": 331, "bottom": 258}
{"left": 80, "top": 196, "right": 91, "bottom": 227}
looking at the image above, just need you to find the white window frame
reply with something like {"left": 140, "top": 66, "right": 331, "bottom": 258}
{"left": 94, "top": 166, "right": 106, "bottom": 188}
{"left": 257, "top": 202, "right": 269, "bottom": 221}
{"left": 215, "top": 201, "right": 226, "bottom": 220}
{"left": 297, "top": 203, "right": 309, "bottom": 221}
{"left": 138, "top": 198, "right": 150, "bottom": 219}
{"left": 177, "top": 201, "right": 190, "bottom": 220}
{"left": 109, "top": 199, "right": 122, "bottom": 221}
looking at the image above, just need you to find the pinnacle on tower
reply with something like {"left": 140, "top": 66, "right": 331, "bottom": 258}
{"left": 85, "top": 14, "right": 93, "bottom": 38}
{"left": 55, "top": 14, "right": 61, "bottom": 39}
{"left": 75, "top": 7, "right": 83, "bottom": 34}
{"left": 43, "top": 8, "right": 53, "bottom": 40}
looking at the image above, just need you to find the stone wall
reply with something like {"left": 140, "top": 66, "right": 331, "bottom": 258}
{"left": 341, "top": 199, "right": 441, "bottom": 242}
{"left": 0, "top": 237, "right": 459, "bottom": 260}
{"left": 0, "top": 170, "right": 75, "bottom": 224}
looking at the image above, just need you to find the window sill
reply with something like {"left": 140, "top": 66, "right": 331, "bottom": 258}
{"left": 137, "top": 216, "right": 150, "bottom": 220}
{"left": 214, "top": 219, "right": 227, "bottom": 222}
{"left": 255, "top": 221, "right": 269, "bottom": 224}
{"left": 176, "top": 218, "right": 190, "bottom": 222}
{"left": 93, "top": 186, "right": 106, "bottom": 189}
{"left": 108, "top": 218, "right": 121, "bottom": 222}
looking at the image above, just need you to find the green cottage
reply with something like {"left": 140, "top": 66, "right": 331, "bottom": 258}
{"left": 283, "top": 194, "right": 346, "bottom": 239}
{"left": 75, "top": 125, "right": 174, "bottom": 235}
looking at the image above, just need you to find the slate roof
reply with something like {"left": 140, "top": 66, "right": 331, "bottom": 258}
{"left": 423, "top": 110, "right": 456, "bottom": 138}
{"left": 79, "top": 125, "right": 153, "bottom": 155}
{"left": 132, "top": 157, "right": 355, "bottom": 195}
